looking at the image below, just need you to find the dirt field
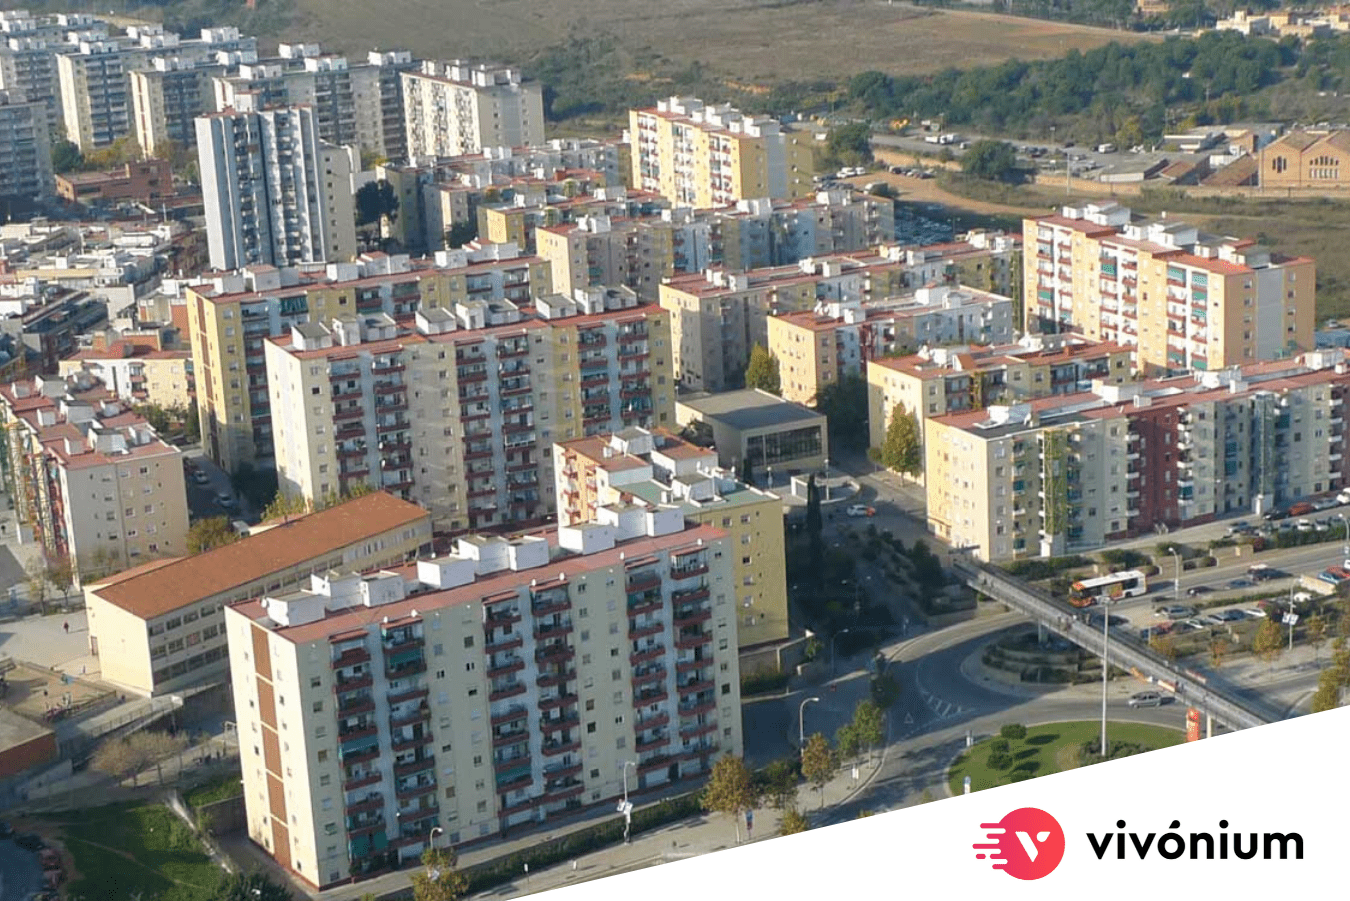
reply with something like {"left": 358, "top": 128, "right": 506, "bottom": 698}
{"left": 293, "top": 0, "right": 1157, "bottom": 84}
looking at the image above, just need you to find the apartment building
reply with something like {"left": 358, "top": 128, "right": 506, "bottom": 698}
{"left": 659, "top": 253, "right": 908, "bottom": 392}
{"left": 0, "top": 373, "right": 189, "bottom": 583}
{"left": 195, "top": 105, "right": 357, "bottom": 271}
{"left": 0, "top": 90, "right": 52, "bottom": 200}
{"left": 629, "top": 97, "right": 815, "bottom": 207}
{"left": 893, "top": 230, "right": 1023, "bottom": 300}
{"left": 85, "top": 492, "right": 432, "bottom": 696}
{"left": 865, "top": 335, "right": 1134, "bottom": 473}
{"left": 0, "top": 36, "right": 63, "bottom": 132}
{"left": 925, "top": 350, "right": 1350, "bottom": 561}
{"left": 554, "top": 427, "right": 789, "bottom": 649}
{"left": 769, "top": 286, "right": 1016, "bottom": 405}
{"left": 130, "top": 59, "right": 228, "bottom": 156}
{"left": 1024, "top": 202, "right": 1315, "bottom": 375}
{"left": 58, "top": 340, "right": 193, "bottom": 410}
{"left": 264, "top": 287, "right": 674, "bottom": 531}
{"left": 478, "top": 184, "right": 668, "bottom": 254}
{"left": 225, "top": 516, "right": 738, "bottom": 888}
{"left": 188, "top": 246, "right": 552, "bottom": 474}
{"left": 378, "top": 140, "right": 624, "bottom": 254}
{"left": 402, "top": 60, "right": 544, "bottom": 159}
{"left": 213, "top": 45, "right": 414, "bottom": 160}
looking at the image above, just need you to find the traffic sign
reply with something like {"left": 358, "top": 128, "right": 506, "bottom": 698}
{"left": 1282, "top": 612, "right": 1300, "bottom": 626}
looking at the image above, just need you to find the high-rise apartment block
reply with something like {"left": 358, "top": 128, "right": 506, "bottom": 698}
{"left": 1025, "top": 202, "right": 1315, "bottom": 375}
{"left": 402, "top": 61, "right": 544, "bottom": 159}
{"left": 629, "top": 97, "right": 815, "bottom": 207}
{"left": 225, "top": 517, "right": 740, "bottom": 887}
{"left": 263, "top": 286, "right": 674, "bottom": 531}
{"left": 0, "top": 36, "right": 63, "bottom": 131}
{"left": 768, "top": 287, "right": 1016, "bottom": 405}
{"left": 554, "top": 427, "right": 789, "bottom": 648}
{"left": 659, "top": 253, "right": 908, "bottom": 392}
{"left": 0, "top": 89, "right": 52, "bottom": 200}
{"left": 131, "top": 58, "right": 228, "bottom": 156}
{"left": 0, "top": 373, "right": 189, "bottom": 583}
{"left": 925, "top": 350, "right": 1350, "bottom": 561}
{"left": 187, "top": 247, "right": 552, "bottom": 474}
{"left": 212, "top": 44, "right": 414, "bottom": 161}
{"left": 195, "top": 106, "right": 357, "bottom": 271}
{"left": 85, "top": 492, "right": 431, "bottom": 697}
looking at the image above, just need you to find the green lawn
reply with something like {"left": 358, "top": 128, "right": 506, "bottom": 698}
{"left": 58, "top": 802, "right": 225, "bottom": 901}
{"left": 948, "top": 721, "right": 1184, "bottom": 794}
{"left": 184, "top": 774, "right": 244, "bottom": 809}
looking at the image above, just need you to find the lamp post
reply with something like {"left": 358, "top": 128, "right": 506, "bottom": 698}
{"left": 427, "top": 826, "right": 443, "bottom": 852}
{"left": 824, "top": 458, "right": 831, "bottom": 502}
{"left": 1339, "top": 513, "right": 1349, "bottom": 563}
{"left": 831, "top": 628, "right": 852, "bottom": 674}
{"left": 620, "top": 760, "right": 637, "bottom": 843}
{"left": 1169, "top": 546, "right": 1181, "bottom": 605}
{"left": 1099, "top": 598, "right": 1112, "bottom": 758}
{"left": 767, "top": 465, "right": 773, "bottom": 489}
{"left": 799, "top": 696, "right": 821, "bottom": 751}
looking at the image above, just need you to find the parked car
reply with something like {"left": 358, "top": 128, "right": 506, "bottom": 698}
{"left": 1313, "top": 497, "right": 1338, "bottom": 511}
{"left": 1204, "top": 613, "right": 1227, "bottom": 626}
{"left": 846, "top": 504, "right": 876, "bottom": 518}
{"left": 1243, "top": 608, "right": 1268, "bottom": 619}
{"left": 1186, "top": 585, "right": 1212, "bottom": 597}
{"left": 1337, "top": 489, "right": 1350, "bottom": 505}
{"left": 1263, "top": 508, "right": 1288, "bottom": 521}
{"left": 191, "top": 469, "right": 210, "bottom": 485}
{"left": 1290, "top": 501, "right": 1317, "bottom": 516}
{"left": 1227, "top": 578, "right": 1254, "bottom": 589}
{"left": 1156, "top": 605, "right": 1197, "bottom": 620}
{"left": 1128, "top": 691, "right": 1166, "bottom": 708}
{"left": 1315, "top": 518, "right": 1332, "bottom": 531}
{"left": 15, "top": 833, "right": 45, "bottom": 851}
{"left": 1226, "top": 520, "right": 1252, "bottom": 535}
{"left": 1181, "top": 618, "right": 1209, "bottom": 632}
{"left": 1296, "top": 518, "right": 1315, "bottom": 532}
{"left": 216, "top": 491, "right": 238, "bottom": 510}
{"left": 1218, "top": 609, "right": 1247, "bottom": 623}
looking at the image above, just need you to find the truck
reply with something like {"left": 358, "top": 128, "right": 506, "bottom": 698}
{"left": 937, "top": 133, "right": 958, "bottom": 145}
{"left": 924, "top": 134, "right": 942, "bottom": 144}
{"left": 1096, "top": 143, "right": 1117, "bottom": 153}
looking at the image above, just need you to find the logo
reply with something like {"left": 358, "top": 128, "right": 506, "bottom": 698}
{"left": 974, "top": 807, "right": 1066, "bottom": 880}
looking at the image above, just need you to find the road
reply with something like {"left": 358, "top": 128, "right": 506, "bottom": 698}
{"left": 871, "top": 131, "right": 1171, "bottom": 182}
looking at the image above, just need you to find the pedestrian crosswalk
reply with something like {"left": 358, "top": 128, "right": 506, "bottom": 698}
{"left": 918, "top": 688, "right": 964, "bottom": 719}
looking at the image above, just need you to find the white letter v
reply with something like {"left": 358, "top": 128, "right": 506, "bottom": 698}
{"left": 1015, "top": 831, "right": 1041, "bottom": 862}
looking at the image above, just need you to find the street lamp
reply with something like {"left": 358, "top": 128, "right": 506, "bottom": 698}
{"left": 767, "top": 465, "right": 774, "bottom": 489}
{"left": 1168, "top": 546, "right": 1181, "bottom": 605}
{"left": 798, "top": 696, "right": 821, "bottom": 750}
{"left": 831, "top": 628, "right": 852, "bottom": 674}
{"left": 1099, "top": 599, "right": 1111, "bottom": 759}
{"left": 427, "top": 826, "right": 443, "bottom": 852}
{"left": 1339, "top": 513, "right": 1349, "bottom": 563}
{"left": 620, "top": 760, "right": 637, "bottom": 843}
{"left": 824, "top": 458, "right": 831, "bottom": 502}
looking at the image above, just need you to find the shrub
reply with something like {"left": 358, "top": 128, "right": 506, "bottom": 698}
{"left": 1000, "top": 723, "right": 1027, "bottom": 740}
{"left": 988, "top": 738, "right": 1010, "bottom": 754}
{"left": 987, "top": 751, "right": 1013, "bottom": 770}
{"left": 741, "top": 668, "right": 789, "bottom": 695}
{"left": 1198, "top": 556, "right": 1217, "bottom": 568}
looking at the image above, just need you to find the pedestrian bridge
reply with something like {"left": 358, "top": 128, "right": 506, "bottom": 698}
{"left": 951, "top": 557, "right": 1281, "bottom": 732}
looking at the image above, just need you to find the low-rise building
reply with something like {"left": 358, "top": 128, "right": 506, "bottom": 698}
{"left": 0, "top": 373, "right": 189, "bottom": 583}
{"left": 225, "top": 516, "right": 739, "bottom": 888}
{"left": 85, "top": 491, "right": 431, "bottom": 697}
{"left": 554, "top": 427, "right": 789, "bottom": 648}
{"left": 925, "top": 350, "right": 1350, "bottom": 561}
{"left": 676, "top": 388, "right": 828, "bottom": 476}
{"left": 1257, "top": 129, "right": 1350, "bottom": 191}
{"left": 55, "top": 159, "right": 173, "bottom": 205}
{"left": 58, "top": 335, "right": 192, "bottom": 410}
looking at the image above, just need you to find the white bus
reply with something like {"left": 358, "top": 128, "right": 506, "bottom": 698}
{"left": 1068, "top": 570, "right": 1148, "bottom": 608}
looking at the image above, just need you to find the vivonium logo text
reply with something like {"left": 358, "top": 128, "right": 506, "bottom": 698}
{"left": 973, "top": 808, "right": 1066, "bottom": 880}
{"left": 1087, "top": 821, "right": 1304, "bottom": 861}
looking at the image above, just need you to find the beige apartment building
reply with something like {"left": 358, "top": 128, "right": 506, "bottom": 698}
{"left": 264, "top": 287, "right": 674, "bottom": 532}
{"left": 402, "top": 60, "right": 544, "bottom": 159}
{"left": 629, "top": 96, "right": 815, "bottom": 207}
{"left": 59, "top": 342, "right": 193, "bottom": 410}
{"left": 659, "top": 253, "right": 908, "bottom": 392}
{"left": 1024, "top": 202, "right": 1315, "bottom": 375}
{"left": 866, "top": 334, "right": 1135, "bottom": 464}
{"left": 925, "top": 351, "right": 1350, "bottom": 561}
{"left": 0, "top": 373, "right": 188, "bottom": 583}
{"left": 554, "top": 427, "right": 789, "bottom": 648}
{"left": 225, "top": 517, "right": 740, "bottom": 889}
{"left": 188, "top": 246, "right": 552, "bottom": 475}
{"left": 85, "top": 492, "right": 432, "bottom": 696}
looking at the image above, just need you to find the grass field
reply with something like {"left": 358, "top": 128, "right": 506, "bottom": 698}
{"left": 184, "top": 774, "right": 245, "bottom": 809}
{"left": 948, "top": 721, "right": 1184, "bottom": 794}
{"left": 56, "top": 802, "right": 224, "bottom": 901}
{"left": 290, "top": 0, "right": 1156, "bottom": 84}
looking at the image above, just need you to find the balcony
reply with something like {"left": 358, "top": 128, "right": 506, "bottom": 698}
{"left": 536, "top": 667, "right": 576, "bottom": 689}
{"left": 680, "top": 721, "right": 718, "bottom": 740}
{"left": 390, "top": 732, "right": 433, "bottom": 754}
{"left": 541, "top": 737, "right": 581, "bottom": 757}
{"left": 334, "top": 672, "right": 373, "bottom": 694}
{"left": 387, "top": 685, "right": 429, "bottom": 706}
{"left": 626, "top": 571, "right": 660, "bottom": 594}
{"left": 535, "top": 643, "right": 574, "bottom": 665}
{"left": 491, "top": 704, "right": 529, "bottom": 727}
{"left": 679, "top": 697, "right": 716, "bottom": 717}
{"left": 670, "top": 562, "right": 708, "bottom": 580}
{"left": 630, "top": 645, "right": 665, "bottom": 667}
{"left": 492, "top": 729, "right": 529, "bottom": 749}
{"left": 389, "top": 703, "right": 430, "bottom": 730}
{"left": 636, "top": 732, "right": 671, "bottom": 753}
{"left": 533, "top": 619, "right": 573, "bottom": 641}
{"left": 677, "top": 678, "right": 714, "bottom": 695}
{"left": 494, "top": 758, "right": 533, "bottom": 790}
{"left": 393, "top": 756, "right": 435, "bottom": 778}
{"left": 629, "top": 618, "right": 664, "bottom": 639}
{"left": 673, "top": 606, "right": 711, "bottom": 628}
{"left": 628, "top": 591, "right": 662, "bottom": 616}
{"left": 636, "top": 711, "right": 669, "bottom": 731}
{"left": 538, "top": 713, "right": 580, "bottom": 733}
{"left": 484, "top": 634, "right": 524, "bottom": 656}
{"left": 670, "top": 585, "right": 709, "bottom": 605}
{"left": 637, "top": 754, "right": 673, "bottom": 775}
{"left": 674, "top": 631, "right": 711, "bottom": 650}
{"left": 385, "top": 658, "right": 427, "bottom": 680}
{"left": 346, "top": 792, "right": 384, "bottom": 815}
{"left": 331, "top": 646, "right": 370, "bottom": 669}
{"left": 485, "top": 607, "right": 522, "bottom": 627}
{"left": 344, "top": 771, "right": 382, "bottom": 793}
{"left": 530, "top": 593, "right": 570, "bottom": 617}
{"left": 676, "top": 657, "right": 710, "bottom": 674}
{"left": 489, "top": 681, "right": 526, "bottom": 702}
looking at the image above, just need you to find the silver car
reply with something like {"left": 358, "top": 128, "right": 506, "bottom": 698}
{"left": 1128, "top": 691, "right": 1165, "bottom": 708}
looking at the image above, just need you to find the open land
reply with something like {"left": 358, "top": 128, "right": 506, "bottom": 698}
{"left": 290, "top": 1, "right": 1158, "bottom": 84}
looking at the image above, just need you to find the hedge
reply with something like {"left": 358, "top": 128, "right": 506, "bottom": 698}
{"left": 741, "top": 669, "right": 790, "bottom": 695}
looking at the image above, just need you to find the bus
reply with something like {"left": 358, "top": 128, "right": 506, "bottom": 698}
{"left": 1068, "top": 570, "right": 1148, "bottom": 608}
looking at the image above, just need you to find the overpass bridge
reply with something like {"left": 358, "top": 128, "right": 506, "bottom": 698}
{"left": 951, "top": 557, "right": 1282, "bottom": 733}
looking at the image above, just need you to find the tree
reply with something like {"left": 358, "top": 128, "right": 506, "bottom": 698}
{"left": 759, "top": 758, "right": 799, "bottom": 811}
{"left": 263, "top": 492, "right": 311, "bottom": 522}
{"left": 1149, "top": 633, "right": 1177, "bottom": 662}
{"left": 816, "top": 373, "right": 869, "bottom": 452}
{"left": 879, "top": 403, "right": 921, "bottom": 476}
{"left": 188, "top": 516, "right": 239, "bottom": 554}
{"left": 779, "top": 808, "right": 810, "bottom": 836}
{"left": 45, "top": 556, "right": 74, "bottom": 609}
{"left": 83, "top": 134, "right": 142, "bottom": 171}
{"left": 445, "top": 220, "right": 478, "bottom": 248}
{"left": 1252, "top": 618, "right": 1284, "bottom": 671}
{"left": 744, "top": 344, "right": 781, "bottom": 395}
{"left": 701, "top": 754, "right": 757, "bottom": 843}
{"left": 799, "top": 733, "right": 837, "bottom": 810}
{"left": 355, "top": 179, "right": 399, "bottom": 227}
{"left": 24, "top": 557, "right": 49, "bottom": 615}
{"left": 91, "top": 735, "right": 140, "bottom": 784}
{"left": 212, "top": 871, "right": 294, "bottom": 901}
{"left": 823, "top": 122, "right": 874, "bottom": 169}
{"left": 410, "top": 846, "right": 468, "bottom": 901}
{"left": 1208, "top": 637, "right": 1230, "bottom": 669}
{"left": 960, "top": 140, "right": 1023, "bottom": 183}
{"left": 835, "top": 721, "right": 861, "bottom": 762}
{"left": 850, "top": 700, "right": 885, "bottom": 759}
{"left": 184, "top": 404, "right": 202, "bottom": 444}
{"left": 51, "top": 139, "right": 83, "bottom": 174}
{"left": 1307, "top": 613, "right": 1328, "bottom": 663}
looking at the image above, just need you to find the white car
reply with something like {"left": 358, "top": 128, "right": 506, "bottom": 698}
{"left": 846, "top": 504, "right": 876, "bottom": 518}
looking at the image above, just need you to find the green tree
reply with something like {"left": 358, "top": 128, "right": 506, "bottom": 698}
{"left": 184, "top": 404, "right": 202, "bottom": 444}
{"left": 445, "top": 220, "right": 478, "bottom": 248}
{"left": 83, "top": 134, "right": 142, "bottom": 170}
{"left": 879, "top": 403, "right": 922, "bottom": 476}
{"left": 1208, "top": 637, "right": 1230, "bottom": 669}
{"left": 1115, "top": 116, "right": 1144, "bottom": 151}
{"left": 779, "top": 808, "right": 810, "bottom": 836}
{"left": 702, "top": 754, "right": 757, "bottom": 843}
{"left": 744, "top": 344, "right": 781, "bottom": 395}
{"left": 51, "top": 139, "right": 83, "bottom": 174}
{"left": 824, "top": 122, "right": 874, "bottom": 169}
{"left": 188, "top": 516, "right": 239, "bottom": 554}
{"left": 1252, "top": 618, "right": 1284, "bottom": 671}
{"left": 212, "top": 871, "right": 294, "bottom": 901}
{"left": 835, "top": 721, "right": 861, "bottom": 762}
{"left": 263, "top": 492, "right": 311, "bottom": 522}
{"left": 45, "top": 555, "right": 74, "bottom": 608}
{"left": 1307, "top": 613, "right": 1328, "bottom": 663}
{"left": 758, "top": 758, "right": 799, "bottom": 811}
{"left": 850, "top": 699, "right": 885, "bottom": 759}
{"left": 355, "top": 179, "right": 399, "bottom": 227}
{"left": 816, "top": 373, "right": 868, "bottom": 452}
{"left": 799, "top": 732, "right": 837, "bottom": 810}
{"left": 410, "top": 846, "right": 468, "bottom": 901}
{"left": 960, "top": 139, "right": 1022, "bottom": 183}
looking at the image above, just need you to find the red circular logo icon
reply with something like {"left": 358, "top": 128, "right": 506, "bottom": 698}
{"left": 973, "top": 807, "right": 1066, "bottom": 880}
